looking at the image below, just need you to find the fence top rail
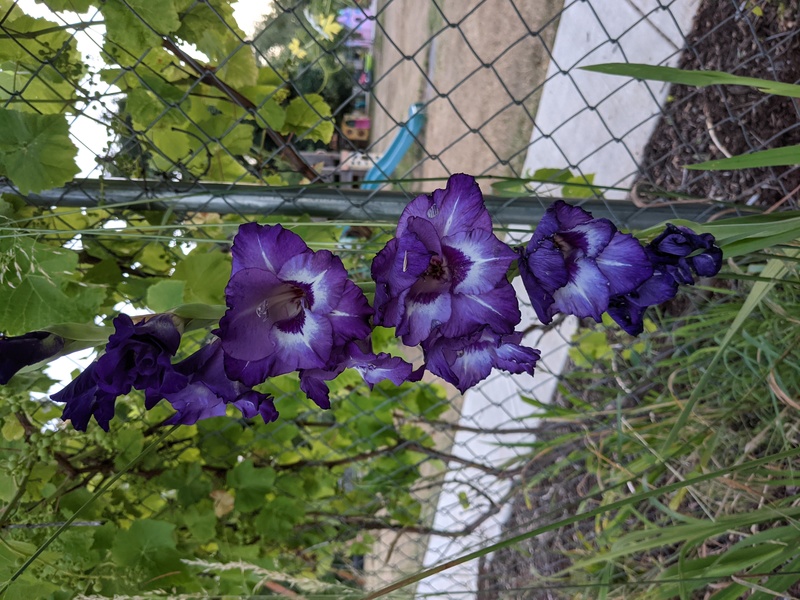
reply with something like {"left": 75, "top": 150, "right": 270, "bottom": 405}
{"left": 2, "top": 180, "right": 724, "bottom": 229}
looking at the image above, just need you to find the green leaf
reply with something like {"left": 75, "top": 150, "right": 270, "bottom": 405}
{"left": 256, "top": 98, "right": 286, "bottom": 131}
{"left": 146, "top": 279, "right": 186, "bottom": 312}
{"left": 226, "top": 460, "right": 276, "bottom": 513}
{"left": 34, "top": 0, "right": 94, "bottom": 11}
{"left": 110, "top": 519, "right": 177, "bottom": 567}
{"left": 582, "top": 63, "right": 800, "bottom": 98}
{"left": 172, "top": 250, "right": 231, "bottom": 305}
{"left": 0, "top": 238, "right": 104, "bottom": 334}
{"left": 0, "top": 110, "right": 79, "bottom": 194}
{"left": 282, "top": 94, "right": 334, "bottom": 143}
{"left": 686, "top": 144, "right": 800, "bottom": 170}
{"left": 100, "top": 0, "right": 179, "bottom": 64}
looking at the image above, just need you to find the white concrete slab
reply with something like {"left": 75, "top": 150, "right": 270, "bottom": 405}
{"left": 523, "top": 0, "right": 701, "bottom": 200}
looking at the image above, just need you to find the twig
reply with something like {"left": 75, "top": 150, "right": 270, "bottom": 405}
{"left": 160, "top": 37, "right": 319, "bottom": 182}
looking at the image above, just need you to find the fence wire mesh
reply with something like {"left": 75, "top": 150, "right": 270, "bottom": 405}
{"left": 1, "top": 0, "right": 799, "bottom": 597}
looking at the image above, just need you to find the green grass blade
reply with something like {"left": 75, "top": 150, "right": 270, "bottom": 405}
{"left": 686, "top": 145, "right": 800, "bottom": 170}
{"left": 581, "top": 63, "right": 800, "bottom": 98}
{"left": 660, "top": 249, "right": 799, "bottom": 452}
{"left": 358, "top": 446, "right": 800, "bottom": 600}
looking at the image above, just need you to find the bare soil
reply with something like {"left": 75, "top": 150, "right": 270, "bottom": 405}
{"left": 636, "top": 0, "right": 800, "bottom": 207}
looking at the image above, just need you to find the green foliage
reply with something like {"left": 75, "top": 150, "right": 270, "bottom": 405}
{"left": 0, "top": 111, "right": 80, "bottom": 194}
{"left": 491, "top": 168, "right": 604, "bottom": 198}
{"left": 581, "top": 63, "right": 800, "bottom": 98}
{"left": 0, "top": 236, "right": 104, "bottom": 335}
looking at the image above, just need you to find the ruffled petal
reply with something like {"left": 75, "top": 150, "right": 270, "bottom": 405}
{"left": 219, "top": 268, "right": 282, "bottom": 361}
{"left": 551, "top": 258, "right": 610, "bottom": 322}
{"left": 329, "top": 280, "right": 373, "bottom": 347}
{"left": 278, "top": 249, "right": 347, "bottom": 314}
{"left": 398, "top": 288, "right": 452, "bottom": 346}
{"left": 397, "top": 174, "right": 492, "bottom": 238}
{"left": 596, "top": 231, "right": 653, "bottom": 296}
{"left": 443, "top": 229, "right": 517, "bottom": 294}
{"left": 441, "top": 281, "right": 520, "bottom": 338}
{"left": 164, "top": 382, "right": 227, "bottom": 425}
{"left": 231, "top": 222, "right": 310, "bottom": 276}
{"left": 551, "top": 200, "right": 595, "bottom": 230}
{"left": 558, "top": 219, "right": 615, "bottom": 258}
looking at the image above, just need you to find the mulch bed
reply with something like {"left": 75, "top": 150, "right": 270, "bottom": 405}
{"left": 478, "top": 2, "right": 800, "bottom": 597}
{"left": 636, "top": 0, "right": 800, "bottom": 207}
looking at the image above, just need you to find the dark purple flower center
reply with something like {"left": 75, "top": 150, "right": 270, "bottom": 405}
{"left": 256, "top": 282, "right": 313, "bottom": 324}
{"left": 423, "top": 255, "right": 448, "bottom": 281}
{"left": 552, "top": 233, "right": 575, "bottom": 255}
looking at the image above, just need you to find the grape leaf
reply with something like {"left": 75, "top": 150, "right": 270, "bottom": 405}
{"left": 100, "top": 0, "right": 179, "bottom": 64}
{"left": 111, "top": 519, "right": 177, "bottom": 567}
{"left": 147, "top": 279, "right": 186, "bottom": 312}
{"left": 34, "top": 0, "right": 95, "bottom": 12}
{"left": 282, "top": 94, "right": 334, "bottom": 143}
{"left": 0, "top": 110, "right": 80, "bottom": 193}
{"left": 0, "top": 237, "right": 104, "bottom": 334}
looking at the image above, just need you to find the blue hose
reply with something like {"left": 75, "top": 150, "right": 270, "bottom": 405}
{"left": 361, "top": 103, "right": 426, "bottom": 190}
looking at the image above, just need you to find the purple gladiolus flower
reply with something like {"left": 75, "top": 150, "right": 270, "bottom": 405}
{"left": 53, "top": 313, "right": 185, "bottom": 431}
{"left": 0, "top": 331, "right": 64, "bottom": 385}
{"left": 372, "top": 174, "right": 520, "bottom": 346}
{"left": 608, "top": 224, "right": 722, "bottom": 335}
{"left": 94, "top": 313, "right": 187, "bottom": 409}
{"left": 53, "top": 363, "right": 117, "bottom": 432}
{"left": 163, "top": 340, "right": 277, "bottom": 426}
{"left": 518, "top": 201, "right": 652, "bottom": 324}
{"left": 219, "top": 223, "right": 372, "bottom": 387}
{"left": 299, "top": 339, "right": 422, "bottom": 409}
{"left": 422, "top": 327, "right": 540, "bottom": 393}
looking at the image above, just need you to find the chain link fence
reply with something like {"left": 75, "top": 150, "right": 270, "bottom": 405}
{"left": 1, "top": 0, "right": 799, "bottom": 597}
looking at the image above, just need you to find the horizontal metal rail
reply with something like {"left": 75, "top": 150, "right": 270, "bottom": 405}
{"left": 2, "top": 179, "right": 726, "bottom": 229}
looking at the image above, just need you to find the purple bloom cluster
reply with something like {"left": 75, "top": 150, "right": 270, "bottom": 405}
{"left": 607, "top": 224, "right": 723, "bottom": 335}
{"left": 518, "top": 201, "right": 652, "bottom": 325}
{"left": 54, "top": 314, "right": 186, "bottom": 431}
{"left": 217, "top": 222, "right": 416, "bottom": 407}
{"left": 5, "top": 174, "right": 722, "bottom": 431}
{"left": 517, "top": 202, "right": 722, "bottom": 336}
{"left": 372, "top": 174, "right": 539, "bottom": 392}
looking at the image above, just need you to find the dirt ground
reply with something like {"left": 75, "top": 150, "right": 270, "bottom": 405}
{"left": 635, "top": 0, "right": 800, "bottom": 207}
{"left": 370, "top": 0, "right": 564, "bottom": 191}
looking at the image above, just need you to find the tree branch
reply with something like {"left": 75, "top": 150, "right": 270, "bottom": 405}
{"left": 160, "top": 37, "right": 320, "bottom": 182}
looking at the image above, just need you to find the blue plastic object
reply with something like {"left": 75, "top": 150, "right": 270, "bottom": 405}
{"left": 361, "top": 103, "right": 425, "bottom": 190}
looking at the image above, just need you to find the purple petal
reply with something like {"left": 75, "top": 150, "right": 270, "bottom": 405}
{"left": 551, "top": 200, "right": 595, "bottom": 230}
{"left": 551, "top": 258, "right": 609, "bottom": 322}
{"left": 53, "top": 364, "right": 115, "bottom": 432}
{"left": 397, "top": 174, "right": 492, "bottom": 238}
{"left": 271, "top": 309, "right": 333, "bottom": 372}
{"left": 329, "top": 280, "right": 373, "bottom": 347}
{"left": 397, "top": 288, "right": 452, "bottom": 347}
{"left": 518, "top": 242, "right": 567, "bottom": 324}
{"left": 440, "top": 281, "right": 520, "bottom": 338}
{"left": 299, "top": 369, "right": 338, "bottom": 409}
{"left": 278, "top": 249, "right": 346, "bottom": 314}
{"left": 231, "top": 222, "right": 311, "bottom": 276}
{"left": 596, "top": 231, "right": 653, "bottom": 296}
{"left": 689, "top": 247, "right": 723, "bottom": 278}
{"left": 494, "top": 335, "right": 541, "bottom": 375}
{"left": 443, "top": 229, "right": 517, "bottom": 294}
{"left": 164, "top": 382, "right": 227, "bottom": 425}
{"left": 558, "top": 219, "right": 615, "bottom": 258}
{"left": 220, "top": 268, "right": 282, "bottom": 361}
{"left": 0, "top": 331, "right": 64, "bottom": 385}
{"left": 231, "top": 391, "right": 279, "bottom": 423}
